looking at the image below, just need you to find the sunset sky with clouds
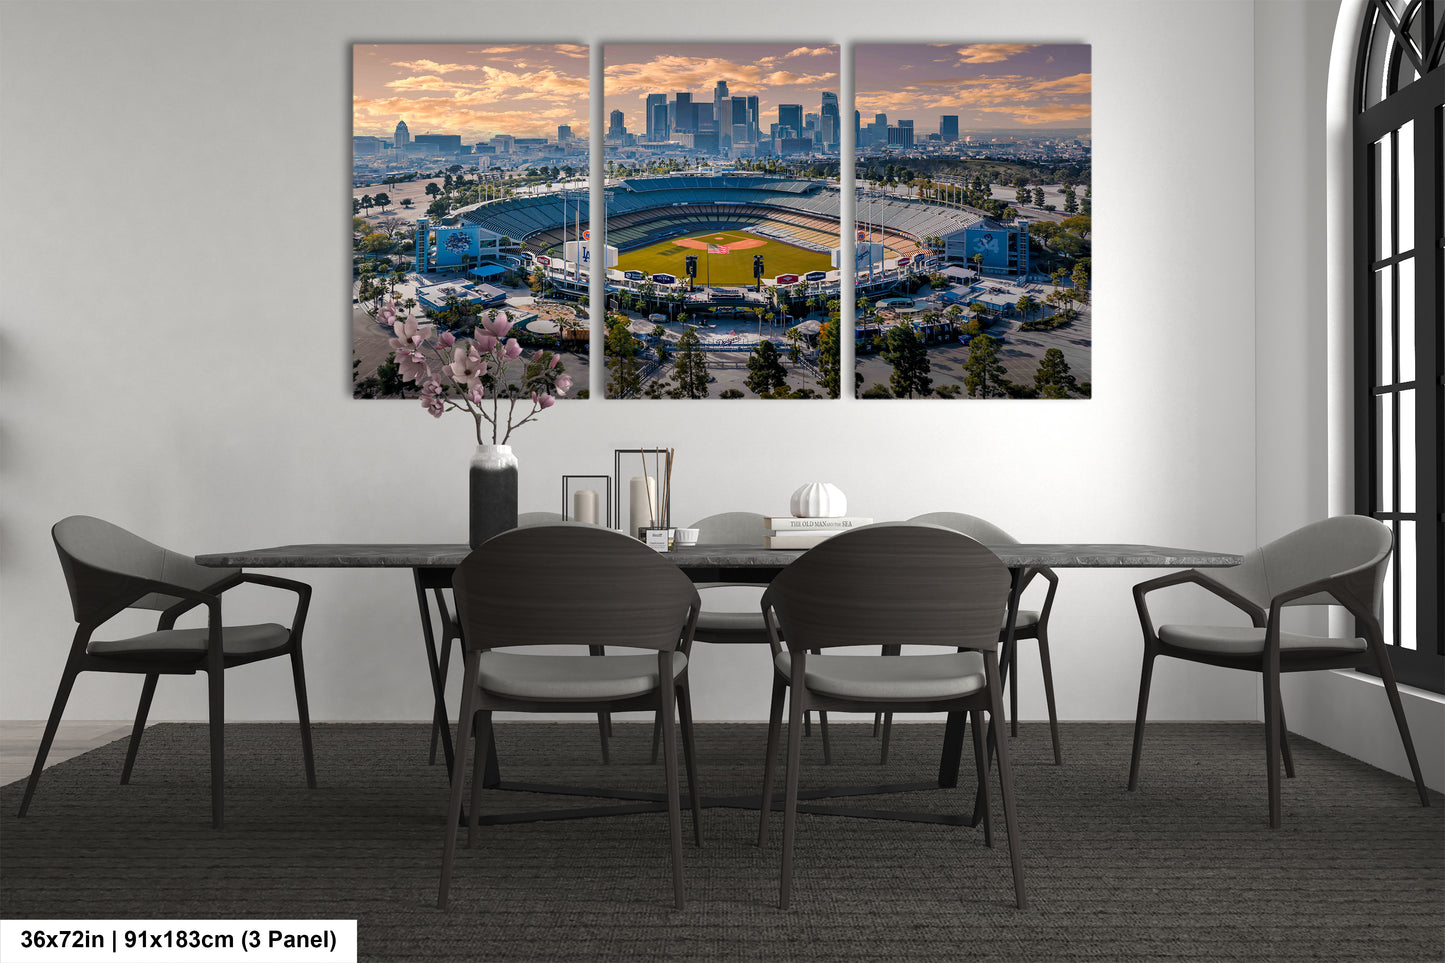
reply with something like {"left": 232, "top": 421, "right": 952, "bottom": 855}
{"left": 604, "top": 43, "right": 839, "bottom": 136}
{"left": 353, "top": 43, "right": 590, "bottom": 141}
{"left": 855, "top": 43, "right": 1091, "bottom": 133}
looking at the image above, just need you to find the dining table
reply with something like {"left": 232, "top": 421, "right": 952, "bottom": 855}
{"left": 197, "top": 538, "right": 1242, "bottom": 825}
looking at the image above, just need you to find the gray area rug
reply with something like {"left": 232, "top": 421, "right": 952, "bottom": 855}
{"left": 2, "top": 721, "right": 1441, "bottom": 962}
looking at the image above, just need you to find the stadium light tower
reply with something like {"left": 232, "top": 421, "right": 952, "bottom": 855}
{"left": 753, "top": 254, "right": 764, "bottom": 293}
{"left": 685, "top": 254, "right": 697, "bottom": 292}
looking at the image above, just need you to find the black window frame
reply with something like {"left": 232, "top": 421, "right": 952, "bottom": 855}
{"left": 1352, "top": 0, "right": 1444, "bottom": 693}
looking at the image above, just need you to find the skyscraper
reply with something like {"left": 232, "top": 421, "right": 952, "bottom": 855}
{"left": 746, "top": 95, "right": 759, "bottom": 143}
{"left": 820, "top": 91, "right": 840, "bottom": 148}
{"left": 940, "top": 115, "right": 959, "bottom": 142}
{"left": 393, "top": 120, "right": 410, "bottom": 149}
{"left": 674, "top": 92, "right": 692, "bottom": 132}
{"left": 557, "top": 125, "right": 572, "bottom": 143}
{"left": 645, "top": 93, "right": 666, "bottom": 141}
{"left": 713, "top": 80, "right": 729, "bottom": 147}
{"left": 608, "top": 110, "right": 625, "bottom": 137}
{"left": 778, "top": 104, "right": 803, "bottom": 137}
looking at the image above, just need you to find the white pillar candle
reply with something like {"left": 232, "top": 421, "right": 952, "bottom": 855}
{"left": 573, "top": 489, "right": 599, "bottom": 525}
{"left": 629, "top": 476, "right": 657, "bottom": 536}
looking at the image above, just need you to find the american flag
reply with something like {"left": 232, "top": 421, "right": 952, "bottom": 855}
{"left": 707, "top": 244, "right": 729, "bottom": 254}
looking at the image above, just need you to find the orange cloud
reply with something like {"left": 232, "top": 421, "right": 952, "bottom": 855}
{"left": 955, "top": 44, "right": 1037, "bottom": 64}
{"left": 785, "top": 46, "right": 833, "bottom": 57}
{"left": 390, "top": 59, "right": 480, "bottom": 74}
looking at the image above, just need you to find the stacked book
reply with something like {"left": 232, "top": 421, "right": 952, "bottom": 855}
{"left": 764, "top": 515, "right": 874, "bottom": 549}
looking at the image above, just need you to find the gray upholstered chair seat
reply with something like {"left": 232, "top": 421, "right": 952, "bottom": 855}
{"left": 774, "top": 650, "right": 987, "bottom": 701}
{"left": 1011, "top": 609, "right": 1040, "bottom": 630}
{"left": 1158, "top": 624, "right": 1366, "bottom": 657}
{"left": 479, "top": 650, "right": 688, "bottom": 700}
{"left": 87, "top": 623, "right": 290, "bottom": 662}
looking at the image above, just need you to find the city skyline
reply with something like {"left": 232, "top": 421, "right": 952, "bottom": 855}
{"left": 854, "top": 43, "right": 1091, "bottom": 134}
{"left": 603, "top": 43, "right": 838, "bottom": 139}
{"left": 353, "top": 43, "right": 590, "bottom": 142}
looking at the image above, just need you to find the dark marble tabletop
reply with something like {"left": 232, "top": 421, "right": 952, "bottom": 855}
{"left": 197, "top": 542, "right": 1241, "bottom": 570}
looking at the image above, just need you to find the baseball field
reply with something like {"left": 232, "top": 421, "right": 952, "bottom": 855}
{"left": 613, "top": 230, "right": 834, "bottom": 287}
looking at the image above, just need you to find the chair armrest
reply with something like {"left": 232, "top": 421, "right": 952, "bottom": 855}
{"left": 1133, "top": 569, "right": 1266, "bottom": 644}
{"left": 235, "top": 573, "right": 312, "bottom": 644}
{"left": 1263, "top": 565, "right": 1380, "bottom": 639}
{"left": 759, "top": 588, "right": 785, "bottom": 658}
{"left": 1035, "top": 566, "right": 1060, "bottom": 626}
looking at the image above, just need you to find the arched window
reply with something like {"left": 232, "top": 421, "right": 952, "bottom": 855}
{"left": 1353, "top": 0, "right": 1443, "bottom": 692}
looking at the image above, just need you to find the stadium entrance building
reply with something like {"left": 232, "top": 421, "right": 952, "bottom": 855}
{"left": 941, "top": 218, "right": 1029, "bottom": 278}
{"left": 414, "top": 217, "right": 505, "bottom": 274}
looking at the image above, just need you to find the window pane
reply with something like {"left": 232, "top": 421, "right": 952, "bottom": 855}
{"left": 1375, "top": 134, "right": 1393, "bottom": 260}
{"left": 1399, "top": 258, "right": 1415, "bottom": 382}
{"left": 1378, "top": 393, "right": 1395, "bottom": 512}
{"left": 1400, "top": 388, "right": 1415, "bottom": 512}
{"left": 1399, "top": 519, "right": 1416, "bottom": 650}
{"left": 1399, "top": 121, "right": 1415, "bottom": 252}
{"left": 1377, "top": 265, "right": 1394, "bottom": 385}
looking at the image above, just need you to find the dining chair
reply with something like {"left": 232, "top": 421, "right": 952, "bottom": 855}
{"left": 649, "top": 511, "right": 832, "bottom": 763}
{"left": 756, "top": 523, "right": 1025, "bottom": 909}
{"left": 438, "top": 525, "right": 703, "bottom": 910}
{"left": 19, "top": 515, "right": 315, "bottom": 829}
{"left": 893, "top": 512, "right": 1062, "bottom": 764}
{"left": 426, "top": 511, "right": 620, "bottom": 764}
{"left": 1129, "top": 515, "right": 1430, "bottom": 827}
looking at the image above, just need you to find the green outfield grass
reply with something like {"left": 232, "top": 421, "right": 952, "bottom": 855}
{"left": 614, "top": 230, "right": 834, "bottom": 287}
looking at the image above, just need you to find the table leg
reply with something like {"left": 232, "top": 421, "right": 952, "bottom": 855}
{"left": 414, "top": 569, "right": 457, "bottom": 777}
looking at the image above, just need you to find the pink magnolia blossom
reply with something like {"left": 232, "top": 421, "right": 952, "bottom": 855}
{"left": 548, "top": 353, "right": 560, "bottom": 369}
{"left": 554, "top": 374, "right": 573, "bottom": 396}
{"left": 421, "top": 394, "right": 444, "bottom": 418}
{"left": 467, "top": 384, "right": 486, "bottom": 406}
{"left": 481, "top": 313, "right": 514, "bottom": 339}
{"left": 444, "top": 345, "right": 484, "bottom": 387}
{"left": 473, "top": 334, "right": 498, "bottom": 354}
{"left": 421, "top": 379, "right": 443, "bottom": 397}
{"left": 501, "top": 339, "right": 523, "bottom": 360}
{"left": 388, "top": 316, "right": 425, "bottom": 352}
{"left": 532, "top": 392, "right": 556, "bottom": 410}
{"left": 397, "top": 349, "right": 431, "bottom": 383}
{"left": 438, "top": 331, "right": 456, "bottom": 348}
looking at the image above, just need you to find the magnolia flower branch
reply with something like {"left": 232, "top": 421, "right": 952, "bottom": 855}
{"left": 377, "top": 299, "right": 572, "bottom": 445}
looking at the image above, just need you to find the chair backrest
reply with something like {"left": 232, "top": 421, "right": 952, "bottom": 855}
{"left": 1207, "top": 515, "right": 1393, "bottom": 612}
{"left": 761, "top": 523, "right": 1011, "bottom": 652}
{"left": 52, "top": 515, "right": 236, "bottom": 625}
{"left": 690, "top": 511, "right": 769, "bottom": 545}
{"left": 453, "top": 525, "right": 700, "bottom": 652}
{"left": 907, "top": 511, "right": 1019, "bottom": 546}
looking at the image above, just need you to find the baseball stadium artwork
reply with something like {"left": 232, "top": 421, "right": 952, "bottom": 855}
{"left": 351, "top": 43, "right": 593, "bottom": 401}
{"left": 602, "top": 43, "right": 845, "bottom": 399}
{"left": 853, "top": 43, "right": 1092, "bottom": 400}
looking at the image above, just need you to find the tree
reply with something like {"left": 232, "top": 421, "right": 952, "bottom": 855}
{"left": 1071, "top": 262, "right": 1090, "bottom": 299}
{"left": 425, "top": 182, "right": 441, "bottom": 200}
{"left": 1062, "top": 185, "right": 1078, "bottom": 214}
{"left": 745, "top": 340, "right": 789, "bottom": 397}
{"left": 1015, "top": 294, "right": 1037, "bottom": 321}
{"left": 669, "top": 327, "right": 709, "bottom": 398}
{"left": 604, "top": 314, "right": 642, "bottom": 398}
{"left": 1032, "top": 187, "right": 1045, "bottom": 206}
{"left": 881, "top": 324, "right": 932, "bottom": 398}
{"left": 1034, "top": 348, "right": 1080, "bottom": 399}
{"left": 962, "top": 333, "right": 1011, "bottom": 398}
{"left": 651, "top": 324, "right": 670, "bottom": 363}
{"left": 971, "top": 253, "right": 985, "bottom": 276}
{"left": 817, "top": 320, "right": 842, "bottom": 399}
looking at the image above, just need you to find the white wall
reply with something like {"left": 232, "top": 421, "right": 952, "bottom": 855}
{"left": 0, "top": 0, "right": 1341, "bottom": 752}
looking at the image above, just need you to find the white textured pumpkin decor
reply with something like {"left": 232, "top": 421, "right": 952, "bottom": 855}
{"left": 790, "top": 482, "right": 847, "bottom": 518}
